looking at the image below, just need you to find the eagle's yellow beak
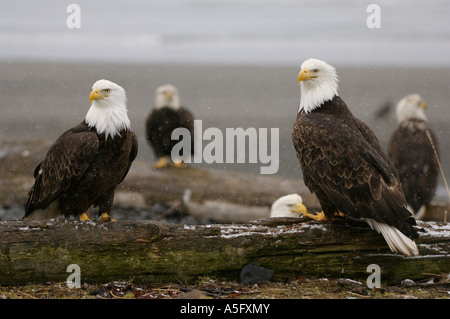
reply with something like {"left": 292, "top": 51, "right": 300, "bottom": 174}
{"left": 291, "top": 203, "right": 307, "bottom": 215}
{"left": 420, "top": 101, "right": 428, "bottom": 109}
{"left": 89, "top": 88, "right": 104, "bottom": 103}
{"left": 298, "top": 68, "right": 317, "bottom": 84}
{"left": 165, "top": 91, "right": 174, "bottom": 99}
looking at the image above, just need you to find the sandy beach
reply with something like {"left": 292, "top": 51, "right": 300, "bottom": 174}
{"left": 1, "top": 61, "right": 449, "bottom": 200}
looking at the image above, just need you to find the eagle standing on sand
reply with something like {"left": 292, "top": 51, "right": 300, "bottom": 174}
{"left": 24, "top": 79, "right": 138, "bottom": 221}
{"left": 146, "top": 84, "right": 194, "bottom": 169}
{"left": 292, "top": 58, "right": 419, "bottom": 256}
{"left": 388, "top": 94, "right": 439, "bottom": 219}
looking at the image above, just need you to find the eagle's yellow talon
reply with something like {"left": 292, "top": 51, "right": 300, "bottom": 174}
{"left": 100, "top": 212, "right": 116, "bottom": 222}
{"left": 171, "top": 160, "right": 187, "bottom": 169}
{"left": 335, "top": 210, "right": 346, "bottom": 218}
{"left": 153, "top": 157, "right": 168, "bottom": 169}
{"left": 301, "top": 210, "right": 345, "bottom": 221}
{"left": 302, "top": 211, "right": 329, "bottom": 221}
{"left": 79, "top": 212, "right": 91, "bottom": 221}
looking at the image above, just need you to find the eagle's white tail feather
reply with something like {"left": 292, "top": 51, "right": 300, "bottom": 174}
{"left": 365, "top": 218, "right": 419, "bottom": 256}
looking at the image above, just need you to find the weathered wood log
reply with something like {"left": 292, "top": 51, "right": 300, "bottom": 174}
{"left": 0, "top": 218, "right": 448, "bottom": 286}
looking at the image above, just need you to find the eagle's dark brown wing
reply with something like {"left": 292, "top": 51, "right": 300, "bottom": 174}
{"left": 292, "top": 111, "right": 417, "bottom": 240}
{"left": 25, "top": 128, "right": 99, "bottom": 217}
{"left": 119, "top": 131, "right": 138, "bottom": 184}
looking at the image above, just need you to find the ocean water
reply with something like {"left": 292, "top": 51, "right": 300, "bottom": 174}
{"left": 1, "top": 0, "right": 450, "bottom": 66}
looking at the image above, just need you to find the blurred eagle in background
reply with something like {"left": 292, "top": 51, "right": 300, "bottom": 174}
{"left": 270, "top": 194, "right": 307, "bottom": 218}
{"left": 388, "top": 94, "right": 439, "bottom": 219}
{"left": 146, "top": 84, "right": 194, "bottom": 168}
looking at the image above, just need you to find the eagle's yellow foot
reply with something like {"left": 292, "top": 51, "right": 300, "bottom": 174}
{"left": 79, "top": 212, "right": 91, "bottom": 221}
{"left": 153, "top": 157, "right": 168, "bottom": 169}
{"left": 301, "top": 211, "right": 329, "bottom": 221}
{"left": 171, "top": 160, "right": 187, "bottom": 169}
{"left": 100, "top": 212, "right": 116, "bottom": 222}
{"left": 334, "top": 210, "right": 346, "bottom": 218}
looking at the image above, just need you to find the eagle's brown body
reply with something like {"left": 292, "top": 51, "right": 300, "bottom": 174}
{"left": 292, "top": 96, "right": 418, "bottom": 240}
{"left": 146, "top": 106, "right": 194, "bottom": 158}
{"left": 388, "top": 119, "right": 439, "bottom": 213}
{"left": 25, "top": 120, "right": 138, "bottom": 219}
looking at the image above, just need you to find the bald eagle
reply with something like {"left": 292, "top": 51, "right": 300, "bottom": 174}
{"left": 146, "top": 84, "right": 194, "bottom": 168}
{"left": 24, "top": 79, "right": 138, "bottom": 222}
{"left": 292, "top": 58, "right": 419, "bottom": 256}
{"left": 388, "top": 94, "right": 439, "bottom": 219}
{"left": 270, "top": 194, "right": 307, "bottom": 218}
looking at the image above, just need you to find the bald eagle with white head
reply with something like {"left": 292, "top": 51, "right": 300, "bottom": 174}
{"left": 388, "top": 94, "right": 439, "bottom": 219}
{"left": 292, "top": 58, "right": 419, "bottom": 256}
{"left": 270, "top": 194, "right": 307, "bottom": 218}
{"left": 146, "top": 84, "right": 194, "bottom": 168}
{"left": 24, "top": 79, "right": 138, "bottom": 221}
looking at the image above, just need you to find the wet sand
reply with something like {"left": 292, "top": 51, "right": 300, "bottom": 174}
{"left": 1, "top": 61, "right": 449, "bottom": 200}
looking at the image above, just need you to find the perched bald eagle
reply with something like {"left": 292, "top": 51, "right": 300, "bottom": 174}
{"left": 24, "top": 79, "right": 138, "bottom": 221}
{"left": 146, "top": 84, "right": 194, "bottom": 168}
{"left": 292, "top": 58, "right": 419, "bottom": 256}
{"left": 388, "top": 94, "right": 439, "bottom": 219}
{"left": 270, "top": 194, "right": 307, "bottom": 218}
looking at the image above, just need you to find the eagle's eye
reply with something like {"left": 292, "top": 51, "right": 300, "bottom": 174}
{"left": 312, "top": 69, "right": 319, "bottom": 73}
{"left": 104, "top": 89, "right": 111, "bottom": 94}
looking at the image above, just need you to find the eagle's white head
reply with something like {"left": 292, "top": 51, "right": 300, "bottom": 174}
{"left": 396, "top": 93, "right": 428, "bottom": 123}
{"left": 298, "top": 58, "right": 339, "bottom": 113}
{"left": 270, "top": 194, "right": 307, "bottom": 218}
{"left": 85, "top": 79, "right": 131, "bottom": 140}
{"left": 155, "top": 84, "right": 181, "bottom": 110}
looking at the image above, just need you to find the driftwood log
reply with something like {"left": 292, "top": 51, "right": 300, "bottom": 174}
{"left": 0, "top": 218, "right": 448, "bottom": 286}
{"left": 0, "top": 138, "right": 449, "bottom": 286}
